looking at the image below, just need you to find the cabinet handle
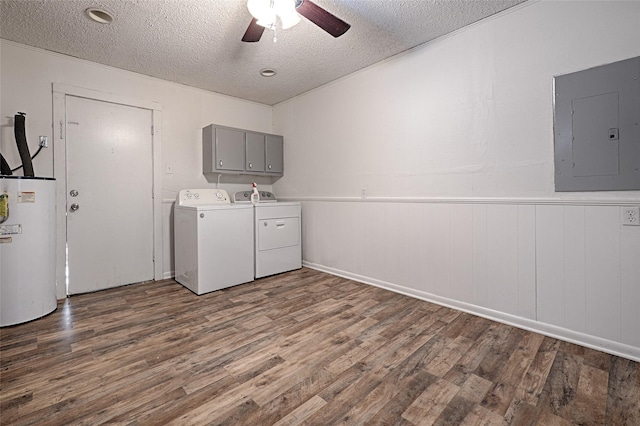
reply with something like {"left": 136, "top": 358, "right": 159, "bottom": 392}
{"left": 248, "top": 162, "right": 253, "bottom": 169}
{"left": 268, "top": 164, "right": 272, "bottom": 170}
{"left": 219, "top": 160, "right": 223, "bottom": 167}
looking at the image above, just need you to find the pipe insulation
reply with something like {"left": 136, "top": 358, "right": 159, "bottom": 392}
{"left": 14, "top": 113, "right": 34, "bottom": 177}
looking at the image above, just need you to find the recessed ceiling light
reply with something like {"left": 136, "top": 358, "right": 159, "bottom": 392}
{"left": 85, "top": 8, "right": 114, "bottom": 24}
{"left": 260, "top": 68, "right": 277, "bottom": 77}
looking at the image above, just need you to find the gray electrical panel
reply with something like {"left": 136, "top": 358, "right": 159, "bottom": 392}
{"left": 554, "top": 56, "right": 640, "bottom": 191}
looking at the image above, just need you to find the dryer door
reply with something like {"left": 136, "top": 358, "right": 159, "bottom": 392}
{"left": 258, "top": 217, "right": 300, "bottom": 251}
{"left": 254, "top": 204, "right": 302, "bottom": 278}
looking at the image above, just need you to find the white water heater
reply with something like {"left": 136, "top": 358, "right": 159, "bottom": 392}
{"left": 0, "top": 176, "right": 57, "bottom": 326}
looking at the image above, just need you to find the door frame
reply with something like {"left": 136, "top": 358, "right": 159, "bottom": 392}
{"left": 52, "top": 83, "right": 163, "bottom": 299}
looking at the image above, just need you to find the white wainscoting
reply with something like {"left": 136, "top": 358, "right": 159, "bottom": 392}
{"left": 298, "top": 199, "right": 640, "bottom": 361}
{"left": 536, "top": 205, "right": 640, "bottom": 350}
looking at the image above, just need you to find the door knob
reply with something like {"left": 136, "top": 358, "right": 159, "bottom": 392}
{"left": 70, "top": 203, "right": 80, "bottom": 212}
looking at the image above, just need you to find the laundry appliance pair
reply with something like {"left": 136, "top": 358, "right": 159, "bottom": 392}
{"left": 174, "top": 188, "right": 301, "bottom": 295}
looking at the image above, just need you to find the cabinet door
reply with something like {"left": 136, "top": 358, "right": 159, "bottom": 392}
{"left": 215, "top": 127, "right": 245, "bottom": 171}
{"left": 245, "top": 132, "right": 266, "bottom": 172}
{"left": 265, "top": 135, "right": 283, "bottom": 174}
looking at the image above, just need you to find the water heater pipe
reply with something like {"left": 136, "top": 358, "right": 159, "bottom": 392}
{"left": 14, "top": 113, "right": 35, "bottom": 177}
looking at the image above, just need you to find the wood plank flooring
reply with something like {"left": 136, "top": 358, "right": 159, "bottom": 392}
{"left": 1, "top": 268, "right": 639, "bottom": 425}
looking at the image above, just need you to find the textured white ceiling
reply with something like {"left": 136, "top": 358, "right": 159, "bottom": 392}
{"left": 0, "top": 0, "right": 527, "bottom": 105}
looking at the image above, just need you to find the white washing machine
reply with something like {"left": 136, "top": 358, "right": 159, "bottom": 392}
{"left": 234, "top": 190, "right": 301, "bottom": 278}
{"left": 174, "top": 189, "right": 254, "bottom": 295}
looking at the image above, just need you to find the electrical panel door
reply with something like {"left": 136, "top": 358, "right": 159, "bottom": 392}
{"left": 554, "top": 56, "right": 640, "bottom": 191}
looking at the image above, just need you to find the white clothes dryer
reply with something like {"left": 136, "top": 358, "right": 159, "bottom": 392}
{"left": 234, "top": 190, "right": 301, "bottom": 278}
{"left": 174, "top": 189, "right": 254, "bottom": 295}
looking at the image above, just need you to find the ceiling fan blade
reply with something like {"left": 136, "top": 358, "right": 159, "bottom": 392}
{"left": 242, "top": 18, "right": 265, "bottom": 42}
{"left": 296, "top": 0, "right": 350, "bottom": 38}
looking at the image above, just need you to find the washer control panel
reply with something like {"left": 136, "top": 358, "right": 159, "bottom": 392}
{"left": 177, "top": 189, "right": 230, "bottom": 206}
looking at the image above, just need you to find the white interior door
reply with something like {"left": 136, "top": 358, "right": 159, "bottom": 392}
{"left": 66, "top": 95, "right": 154, "bottom": 295}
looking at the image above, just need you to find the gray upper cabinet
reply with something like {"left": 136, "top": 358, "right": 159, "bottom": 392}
{"left": 266, "top": 135, "right": 283, "bottom": 174}
{"left": 203, "top": 124, "right": 284, "bottom": 176}
{"left": 246, "top": 132, "right": 266, "bottom": 173}
{"left": 215, "top": 127, "right": 245, "bottom": 172}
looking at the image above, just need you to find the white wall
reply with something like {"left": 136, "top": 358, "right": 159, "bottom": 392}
{"left": 273, "top": 0, "right": 639, "bottom": 200}
{"left": 273, "top": 1, "right": 640, "bottom": 360}
{"left": 0, "top": 40, "right": 275, "bottom": 280}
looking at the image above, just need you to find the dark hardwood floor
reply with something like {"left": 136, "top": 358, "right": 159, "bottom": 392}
{"left": 1, "top": 268, "right": 639, "bottom": 425}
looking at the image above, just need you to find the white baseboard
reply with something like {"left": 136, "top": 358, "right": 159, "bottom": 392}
{"left": 303, "top": 261, "right": 640, "bottom": 362}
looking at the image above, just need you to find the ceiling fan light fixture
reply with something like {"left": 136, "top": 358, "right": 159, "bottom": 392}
{"left": 279, "top": 9, "right": 300, "bottom": 29}
{"left": 247, "top": 0, "right": 267, "bottom": 19}
{"left": 247, "top": 0, "right": 299, "bottom": 30}
{"left": 256, "top": 17, "right": 276, "bottom": 29}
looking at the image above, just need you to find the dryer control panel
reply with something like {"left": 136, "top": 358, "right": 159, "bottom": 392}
{"left": 233, "top": 190, "right": 277, "bottom": 203}
{"left": 177, "top": 189, "right": 230, "bottom": 206}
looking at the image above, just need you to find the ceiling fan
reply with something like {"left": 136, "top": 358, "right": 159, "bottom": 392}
{"left": 242, "top": 0, "right": 351, "bottom": 42}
